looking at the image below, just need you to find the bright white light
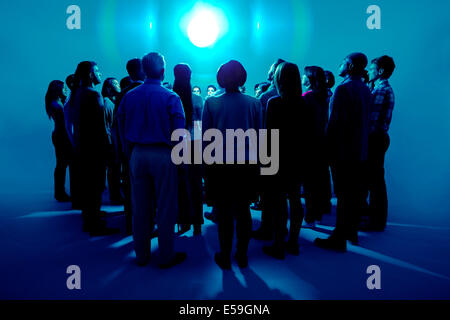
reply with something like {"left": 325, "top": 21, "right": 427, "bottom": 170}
{"left": 149, "top": 22, "right": 153, "bottom": 29}
{"left": 187, "top": 9, "right": 220, "bottom": 48}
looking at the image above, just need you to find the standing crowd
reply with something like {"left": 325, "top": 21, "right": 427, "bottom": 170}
{"left": 45, "top": 51, "right": 395, "bottom": 269}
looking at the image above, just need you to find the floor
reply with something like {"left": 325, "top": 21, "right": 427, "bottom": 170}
{"left": 1, "top": 192, "right": 450, "bottom": 300}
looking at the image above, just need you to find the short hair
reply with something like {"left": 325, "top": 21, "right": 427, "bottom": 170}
{"left": 120, "top": 76, "right": 132, "bottom": 90}
{"left": 101, "top": 77, "right": 117, "bottom": 97}
{"left": 65, "top": 74, "right": 75, "bottom": 91}
{"left": 324, "top": 71, "right": 335, "bottom": 89}
{"left": 274, "top": 62, "right": 302, "bottom": 98}
{"left": 192, "top": 86, "right": 201, "bottom": 93}
{"left": 347, "top": 52, "right": 368, "bottom": 76}
{"left": 216, "top": 60, "right": 247, "bottom": 91}
{"left": 126, "top": 58, "right": 144, "bottom": 81}
{"left": 207, "top": 84, "right": 217, "bottom": 91}
{"left": 371, "top": 55, "right": 396, "bottom": 79}
{"left": 142, "top": 52, "right": 165, "bottom": 79}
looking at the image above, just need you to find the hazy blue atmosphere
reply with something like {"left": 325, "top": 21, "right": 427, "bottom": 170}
{"left": 0, "top": 0, "right": 449, "bottom": 300}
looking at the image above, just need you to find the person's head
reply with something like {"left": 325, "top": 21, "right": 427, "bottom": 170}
{"left": 126, "top": 58, "right": 146, "bottom": 82}
{"left": 268, "top": 58, "right": 286, "bottom": 83}
{"left": 173, "top": 63, "right": 193, "bottom": 127}
{"left": 174, "top": 63, "right": 192, "bottom": 82}
{"left": 207, "top": 85, "right": 217, "bottom": 96}
{"left": 339, "top": 52, "right": 368, "bottom": 77}
{"left": 216, "top": 60, "right": 247, "bottom": 93}
{"left": 142, "top": 52, "right": 165, "bottom": 81}
{"left": 303, "top": 66, "right": 327, "bottom": 93}
{"left": 192, "top": 86, "right": 201, "bottom": 96}
{"left": 324, "top": 71, "right": 335, "bottom": 89}
{"left": 45, "top": 80, "right": 67, "bottom": 118}
{"left": 74, "top": 61, "right": 101, "bottom": 87}
{"left": 368, "top": 55, "right": 396, "bottom": 82}
{"left": 65, "top": 74, "right": 75, "bottom": 92}
{"left": 101, "top": 77, "right": 121, "bottom": 98}
{"left": 274, "top": 62, "right": 302, "bottom": 98}
{"left": 120, "top": 76, "right": 132, "bottom": 90}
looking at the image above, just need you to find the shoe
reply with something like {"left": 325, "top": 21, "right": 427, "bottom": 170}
{"left": 150, "top": 228, "right": 159, "bottom": 238}
{"left": 252, "top": 228, "right": 273, "bottom": 241}
{"left": 204, "top": 211, "right": 217, "bottom": 223}
{"left": 262, "top": 245, "right": 285, "bottom": 260}
{"left": 135, "top": 256, "right": 150, "bottom": 267}
{"left": 214, "top": 252, "right": 231, "bottom": 270}
{"left": 314, "top": 237, "right": 347, "bottom": 252}
{"left": 177, "top": 224, "right": 190, "bottom": 235}
{"left": 234, "top": 252, "right": 248, "bottom": 268}
{"left": 359, "top": 223, "right": 385, "bottom": 232}
{"left": 193, "top": 224, "right": 202, "bottom": 236}
{"left": 302, "top": 220, "right": 316, "bottom": 229}
{"left": 250, "top": 202, "right": 262, "bottom": 211}
{"left": 89, "top": 224, "right": 120, "bottom": 237}
{"left": 82, "top": 219, "right": 106, "bottom": 232}
{"left": 55, "top": 192, "right": 71, "bottom": 202}
{"left": 285, "top": 241, "right": 300, "bottom": 256}
{"left": 159, "top": 252, "right": 187, "bottom": 269}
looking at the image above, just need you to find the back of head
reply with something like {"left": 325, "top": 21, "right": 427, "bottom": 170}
{"left": 65, "top": 74, "right": 75, "bottom": 91}
{"left": 101, "top": 77, "right": 116, "bottom": 98}
{"left": 45, "top": 80, "right": 64, "bottom": 118}
{"left": 324, "top": 71, "right": 335, "bottom": 89}
{"left": 304, "top": 66, "right": 327, "bottom": 99}
{"left": 142, "top": 52, "right": 165, "bottom": 80}
{"left": 126, "top": 58, "right": 145, "bottom": 82}
{"left": 74, "top": 61, "right": 96, "bottom": 88}
{"left": 216, "top": 60, "right": 247, "bottom": 92}
{"left": 173, "top": 64, "right": 193, "bottom": 127}
{"left": 347, "top": 52, "right": 368, "bottom": 76}
{"left": 274, "top": 62, "right": 302, "bottom": 99}
{"left": 268, "top": 58, "right": 286, "bottom": 82}
{"left": 372, "top": 55, "right": 396, "bottom": 79}
{"left": 120, "top": 76, "right": 132, "bottom": 90}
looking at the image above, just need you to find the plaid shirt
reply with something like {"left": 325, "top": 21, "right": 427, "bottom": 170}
{"left": 370, "top": 79, "right": 395, "bottom": 134}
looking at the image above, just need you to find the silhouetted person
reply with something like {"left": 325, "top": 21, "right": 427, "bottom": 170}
{"left": 314, "top": 53, "right": 371, "bottom": 251}
{"left": 252, "top": 58, "right": 285, "bottom": 241}
{"left": 172, "top": 63, "right": 204, "bottom": 235}
{"left": 120, "top": 76, "right": 132, "bottom": 92}
{"left": 102, "top": 77, "right": 122, "bottom": 203}
{"left": 117, "top": 52, "right": 187, "bottom": 268}
{"left": 192, "top": 85, "right": 201, "bottom": 96}
{"left": 202, "top": 60, "right": 263, "bottom": 269}
{"left": 360, "top": 56, "right": 396, "bottom": 231}
{"left": 113, "top": 58, "right": 146, "bottom": 234}
{"left": 64, "top": 74, "right": 81, "bottom": 209}
{"left": 302, "top": 66, "right": 332, "bottom": 227}
{"left": 206, "top": 84, "right": 216, "bottom": 97}
{"left": 71, "top": 61, "right": 119, "bottom": 236}
{"left": 262, "top": 62, "right": 308, "bottom": 259}
{"left": 45, "top": 80, "right": 72, "bottom": 202}
{"left": 324, "top": 70, "right": 335, "bottom": 105}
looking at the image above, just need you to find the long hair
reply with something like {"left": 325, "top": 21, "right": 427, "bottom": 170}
{"left": 274, "top": 62, "right": 302, "bottom": 99}
{"left": 173, "top": 63, "right": 193, "bottom": 128}
{"left": 73, "top": 61, "right": 97, "bottom": 93}
{"left": 101, "top": 77, "right": 118, "bottom": 98}
{"left": 45, "top": 80, "right": 64, "bottom": 119}
{"left": 304, "top": 66, "right": 328, "bottom": 102}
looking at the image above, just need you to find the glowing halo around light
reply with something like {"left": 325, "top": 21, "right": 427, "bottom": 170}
{"left": 187, "top": 9, "right": 220, "bottom": 48}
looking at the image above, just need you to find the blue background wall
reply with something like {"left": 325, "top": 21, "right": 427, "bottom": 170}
{"left": 0, "top": 0, "right": 449, "bottom": 226}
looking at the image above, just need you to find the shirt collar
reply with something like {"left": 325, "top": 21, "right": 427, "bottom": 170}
{"left": 374, "top": 78, "right": 389, "bottom": 89}
{"left": 144, "top": 79, "right": 162, "bottom": 85}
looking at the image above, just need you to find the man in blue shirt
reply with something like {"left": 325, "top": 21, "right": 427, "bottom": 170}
{"left": 315, "top": 53, "right": 372, "bottom": 252}
{"left": 117, "top": 52, "right": 187, "bottom": 268}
